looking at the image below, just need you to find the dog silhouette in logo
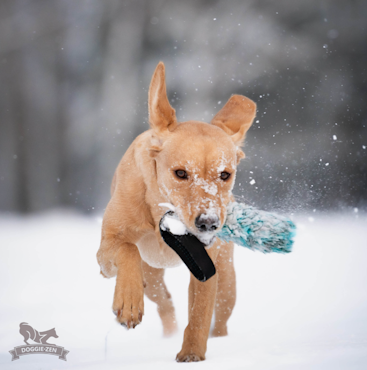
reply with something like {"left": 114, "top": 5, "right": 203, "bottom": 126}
{"left": 19, "top": 322, "right": 59, "bottom": 346}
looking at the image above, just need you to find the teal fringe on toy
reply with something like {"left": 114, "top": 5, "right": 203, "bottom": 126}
{"left": 217, "top": 202, "right": 296, "bottom": 254}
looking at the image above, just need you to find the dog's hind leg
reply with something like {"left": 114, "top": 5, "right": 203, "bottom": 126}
{"left": 142, "top": 261, "right": 178, "bottom": 336}
{"left": 211, "top": 241, "right": 236, "bottom": 337}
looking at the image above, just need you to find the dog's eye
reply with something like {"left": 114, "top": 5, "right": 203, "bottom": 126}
{"left": 220, "top": 172, "right": 231, "bottom": 181}
{"left": 175, "top": 170, "right": 188, "bottom": 179}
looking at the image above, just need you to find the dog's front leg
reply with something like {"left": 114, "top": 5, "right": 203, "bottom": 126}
{"left": 98, "top": 234, "right": 145, "bottom": 329}
{"left": 176, "top": 274, "right": 218, "bottom": 362}
{"left": 112, "top": 242, "right": 144, "bottom": 328}
{"left": 176, "top": 246, "right": 219, "bottom": 362}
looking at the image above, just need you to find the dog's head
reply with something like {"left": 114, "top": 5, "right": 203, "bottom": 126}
{"left": 149, "top": 62, "right": 256, "bottom": 245}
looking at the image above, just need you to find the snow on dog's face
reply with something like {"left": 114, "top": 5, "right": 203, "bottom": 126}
{"left": 155, "top": 123, "right": 237, "bottom": 245}
{"left": 148, "top": 62, "right": 256, "bottom": 245}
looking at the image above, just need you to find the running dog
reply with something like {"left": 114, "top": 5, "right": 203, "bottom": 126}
{"left": 97, "top": 62, "right": 256, "bottom": 362}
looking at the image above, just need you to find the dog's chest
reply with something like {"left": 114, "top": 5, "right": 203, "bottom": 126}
{"left": 137, "top": 232, "right": 182, "bottom": 269}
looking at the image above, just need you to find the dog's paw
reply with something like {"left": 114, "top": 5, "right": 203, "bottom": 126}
{"left": 176, "top": 351, "right": 205, "bottom": 362}
{"left": 163, "top": 319, "right": 178, "bottom": 337}
{"left": 113, "top": 278, "right": 144, "bottom": 329}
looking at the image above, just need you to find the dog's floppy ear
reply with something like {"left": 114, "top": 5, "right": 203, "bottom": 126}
{"left": 211, "top": 95, "right": 256, "bottom": 146}
{"left": 148, "top": 62, "right": 177, "bottom": 135}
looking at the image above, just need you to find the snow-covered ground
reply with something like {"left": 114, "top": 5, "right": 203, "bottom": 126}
{"left": 0, "top": 210, "right": 366, "bottom": 370}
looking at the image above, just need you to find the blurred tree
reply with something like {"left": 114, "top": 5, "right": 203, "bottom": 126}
{"left": 0, "top": 0, "right": 366, "bottom": 213}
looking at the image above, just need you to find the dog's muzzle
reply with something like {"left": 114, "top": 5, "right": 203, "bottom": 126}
{"left": 159, "top": 211, "right": 216, "bottom": 282}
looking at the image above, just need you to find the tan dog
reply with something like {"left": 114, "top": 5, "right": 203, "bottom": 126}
{"left": 97, "top": 62, "right": 256, "bottom": 362}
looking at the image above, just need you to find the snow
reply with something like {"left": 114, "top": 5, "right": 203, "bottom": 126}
{"left": 192, "top": 174, "right": 218, "bottom": 196}
{"left": 0, "top": 210, "right": 367, "bottom": 369}
{"left": 160, "top": 214, "right": 187, "bottom": 235}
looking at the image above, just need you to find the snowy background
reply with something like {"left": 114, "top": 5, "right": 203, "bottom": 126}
{"left": 0, "top": 0, "right": 367, "bottom": 369}
{"left": 0, "top": 211, "right": 366, "bottom": 369}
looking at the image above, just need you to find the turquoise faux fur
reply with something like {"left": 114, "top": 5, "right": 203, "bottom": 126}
{"left": 217, "top": 202, "right": 296, "bottom": 253}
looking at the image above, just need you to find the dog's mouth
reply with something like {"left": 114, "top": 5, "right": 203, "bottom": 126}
{"left": 194, "top": 232, "right": 217, "bottom": 247}
{"left": 159, "top": 211, "right": 216, "bottom": 282}
{"left": 158, "top": 203, "right": 219, "bottom": 247}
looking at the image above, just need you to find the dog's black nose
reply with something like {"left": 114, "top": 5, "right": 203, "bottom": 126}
{"left": 195, "top": 214, "right": 220, "bottom": 232}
